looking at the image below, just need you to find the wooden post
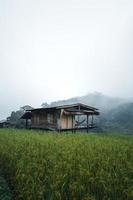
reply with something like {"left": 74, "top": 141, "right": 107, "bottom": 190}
{"left": 74, "top": 115, "right": 76, "bottom": 133}
{"left": 78, "top": 115, "right": 79, "bottom": 130}
{"left": 87, "top": 115, "right": 89, "bottom": 133}
{"left": 77, "top": 105, "right": 80, "bottom": 132}
{"left": 91, "top": 114, "right": 94, "bottom": 127}
{"left": 59, "top": 111, "right": 61, "bottom": 133}
{"left": 59, "top": 109, "right": 63, "bottom": 133}
{"left": 72, "top": 115, "right": 74, "bottom": 133}
{"left": 66, "top": 116, "right": 68, "bottom": 129}
{"left": 26, "top": 119, "right": 28, "bottom": 129}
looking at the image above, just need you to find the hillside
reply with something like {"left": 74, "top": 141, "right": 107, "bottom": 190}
{"left": 100, "top": 103, "right": 133, "bottom": 134}
{"left": 44, "top": 92, "right": 127, "bottom": 112}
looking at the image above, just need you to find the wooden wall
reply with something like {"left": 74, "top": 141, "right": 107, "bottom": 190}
{"left": 31, "top": 109, "right": 75, "bottom": 130}
{"left": 31, "top": 110, "right": 57, "bottom": 129}
{"left": 60, "top": 114, "right": 73, "bottom": 129}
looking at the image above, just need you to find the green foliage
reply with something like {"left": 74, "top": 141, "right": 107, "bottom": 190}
{"left": 7, "top": 110, "right": 25, "bottom": 128}
{"left": 7, "top": 105, "right": 33, "bottom": 128}
{"left": 100, "top": 103, "right": 133, "bottom": 134}
{"left": 0, "top": 129, "right": 133, "bottom": 200}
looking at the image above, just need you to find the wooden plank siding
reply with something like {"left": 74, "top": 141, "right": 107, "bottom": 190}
{"left": 31, "top": 110, "right": 58, "bottom": 130}
{"left": 30, "top": 110, "right": 74, "bottom": 130}
{"left": 60, "top": 114, "right": 73, "bottom": 129}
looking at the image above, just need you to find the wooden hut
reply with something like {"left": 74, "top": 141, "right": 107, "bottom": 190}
{"left": 21, "top": 103, "right": 99, "bottom": 131}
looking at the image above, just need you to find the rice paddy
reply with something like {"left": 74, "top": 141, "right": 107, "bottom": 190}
{"left": 0, "top": 129, "right": 132, "bottom": 200}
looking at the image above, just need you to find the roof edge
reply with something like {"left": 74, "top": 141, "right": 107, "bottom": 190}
{"left": 27, "top": 103, "right": 99, "bottom": 112}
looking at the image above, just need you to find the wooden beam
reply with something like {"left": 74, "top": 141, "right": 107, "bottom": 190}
{"left": 26, "top": 119, "right": 28, "bottom": 129}
{"left": 78, "top": 115, "right": 79, "bottom": 129}
{"left": 87, "top": 115, "right": 89, "bottom": 133}
{"left": 91, "top": 114, "right": 94, "bottom": 126}
{"left": 63, "top": 110, "right": 99, "bottom": 115}
{"left": 72, "top": 115, "right": 74, "bottom": 133}
{"left": 59, "top": 109, "right": 63, "bottom": 132}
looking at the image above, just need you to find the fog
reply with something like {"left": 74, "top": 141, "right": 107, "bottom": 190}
{"left": 0, "top": 0, "right": 133, "bottom": 119}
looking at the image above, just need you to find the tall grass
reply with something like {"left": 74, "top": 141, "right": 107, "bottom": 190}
{"left": 0, "top": 129, "right": 133, "bottom": 200}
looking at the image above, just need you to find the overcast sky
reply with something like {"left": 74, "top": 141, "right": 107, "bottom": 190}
{"left": 0, "top": 0, "right": 133, "bottom": 119}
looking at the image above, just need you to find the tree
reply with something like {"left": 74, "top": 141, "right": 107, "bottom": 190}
{"left": 7, "top": 105, "right": 33, "bottom": 128}
{"left": 41, "top": 102, "right": 49, "bottom": 108}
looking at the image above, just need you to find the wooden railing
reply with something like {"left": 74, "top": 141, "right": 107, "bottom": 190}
{"left": 31, "top": 122, "right": 57, "bottom": 130}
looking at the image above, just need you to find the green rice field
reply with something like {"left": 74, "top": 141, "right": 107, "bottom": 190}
{"left": 0, "top": 129, "right": 133, "bottom": 200}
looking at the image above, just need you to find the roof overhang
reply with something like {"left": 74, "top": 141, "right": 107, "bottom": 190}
{"left": 27, "top": 103, "right": 99, "bottom": 112}
{"left": 63, "top": 109, "right": 99, "bottom": 116}
{"left": 21, "top": 112, "right": 32, "bottom": 119}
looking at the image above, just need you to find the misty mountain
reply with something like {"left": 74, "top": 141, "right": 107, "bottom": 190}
{"left": 78, "top": 92, "right": 127, "bottom": 112}
{"left": 42, "top": 92, "right": 127, "bottom": 112}
{"left": 100, "top": 103, "right": 133, "bottom": 134}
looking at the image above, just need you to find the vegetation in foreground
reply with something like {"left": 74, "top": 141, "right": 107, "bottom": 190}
{"left": 0, "top": 129, "right": 133, "bottom": 200}
{"left": 0, "top": 169, "right": 12, "bottom": 200}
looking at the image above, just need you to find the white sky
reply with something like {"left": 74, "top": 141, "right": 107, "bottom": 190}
{"left": 0, "top": 0, "right": 133, "bottom": 119}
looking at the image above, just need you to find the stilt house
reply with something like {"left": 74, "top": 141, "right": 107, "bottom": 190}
{"left": 21, "top": 103, "right": 99, "bottom": 131}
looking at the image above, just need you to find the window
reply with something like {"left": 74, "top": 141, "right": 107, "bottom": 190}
{"left": 47, "top": 113, "right": 53, "bottom": 123}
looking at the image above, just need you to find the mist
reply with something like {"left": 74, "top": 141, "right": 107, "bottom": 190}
{"left": 0, "top": 0, "right": 133, "bottom": 119}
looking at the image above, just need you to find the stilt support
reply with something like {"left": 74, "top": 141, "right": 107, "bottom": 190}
{"left": 87, "top": 115, "right": 89, "bottom": 133}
